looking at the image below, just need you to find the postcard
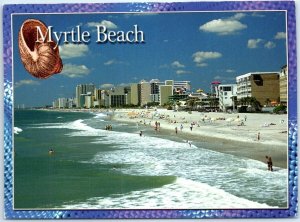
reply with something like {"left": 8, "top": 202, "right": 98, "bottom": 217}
{"left": 3, "top": 1, "right": 298, "bottom": 219}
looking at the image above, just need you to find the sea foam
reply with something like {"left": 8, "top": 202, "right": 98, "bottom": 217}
{"left": 14, "top": 127, "right": 23, "bottom": 134}
{"left": 59, "top": 177, "right": 273, "bottom": 209}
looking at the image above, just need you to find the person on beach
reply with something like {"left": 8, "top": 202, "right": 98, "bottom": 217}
{"left": 244, "top": 115, "right": 247, "bottom": 122}
{"left": 175, "top": 127, "right": 178, "bottom": 134}
{"left": 187, "top": 141, "right": 192, "bottom": 147}
{"left": 257, "top": 132, "right": 260, "bottom": 141}
{"left": 190, "top": 124, "right": 193, "bottom": 131}
{"left": 139, "top": 131, "right": 143, "bottom": 137}
{"left": 265, "top": 156, "right": 273, "bottom": 171}
{"left": 180, "top": 124, "right": 183, "bottom": 131}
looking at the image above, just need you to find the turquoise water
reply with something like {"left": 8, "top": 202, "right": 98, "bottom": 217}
{"left": 14, "top": 110, "right": 287, "bottom": 209}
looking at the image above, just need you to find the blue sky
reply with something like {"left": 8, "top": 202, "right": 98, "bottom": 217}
{"left": 13, "top": 11, "right": 287, "bottom": 107}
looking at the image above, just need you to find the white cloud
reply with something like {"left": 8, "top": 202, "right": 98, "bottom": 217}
{"left": 59, "top": 44, "right": 89, "bottom": 59}
{"left": 199, "top": 13, "right": 247, "bottom": 35}
{"left": 214, "top": 75, "right": 222, "bottom": 80}
{"left": 171, "top": 61, "right": 185, "bottom": 68}
{"left": 104, "top": 59, "right": 128, "bottom": 66}
{"left": 226, "top": 69, "right": 236, "bottom": 73}
{"left": 87, "top": 20, "right": 117, "bottom": 29}
{"left": 264, "top": 41, "right": 276, "bottom": 49}
{"left": 192, "top": 51, "right": 222, "bottom": 67}
{"left": 100, "top": 83, "right": 114, "bottom": 89}
{"left": 176, "top": 70, "right": 191, "bottom": 75}
{"left": 61, "top": 63, "right": 90, "bottom": 78}
{"left": 104, "top": 60, "right": 115, "bottom": 66}
{"left": 15, "top": 79, "right": 40, "bottom": 88}
{"left": 247, "top": 38, "right": 263, "bottom": 48}
{"left": 274, "top": 32, "right": 286, "bottom": 39}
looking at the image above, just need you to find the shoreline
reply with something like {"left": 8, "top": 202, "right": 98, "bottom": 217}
{"left": 111, "top": 109, "right": 288, "bottom": 169}
{"left": 27, "top": 108, "right": 288, "bottom": 169}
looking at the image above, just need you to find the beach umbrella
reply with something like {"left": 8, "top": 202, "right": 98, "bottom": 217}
{"left": 127, "top": 111, "right": 137, "bottom": 117}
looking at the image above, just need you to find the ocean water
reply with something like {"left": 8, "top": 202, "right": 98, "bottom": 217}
{"left": 14, "top": 110, "right": 288, "bottom": 209}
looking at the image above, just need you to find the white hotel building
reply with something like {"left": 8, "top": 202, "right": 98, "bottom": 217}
{"left": 218, "top": 84, "right": 237, "bottom": 112}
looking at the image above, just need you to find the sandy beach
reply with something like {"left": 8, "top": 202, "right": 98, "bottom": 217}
{"left": 112, "top": 108, "right": 288, "bottom": 168}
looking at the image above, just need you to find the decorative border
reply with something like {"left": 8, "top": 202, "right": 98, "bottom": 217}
{"left": 3, "top": 1, "right": 297, "bottom": 219}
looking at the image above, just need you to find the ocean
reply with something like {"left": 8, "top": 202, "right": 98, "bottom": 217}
{"left": 14, "top": 110, "right": 287, "bottom": 209}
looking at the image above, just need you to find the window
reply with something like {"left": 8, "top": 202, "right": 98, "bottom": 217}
{"left": 223, "top": 86, "right": 232, "bottom": 91}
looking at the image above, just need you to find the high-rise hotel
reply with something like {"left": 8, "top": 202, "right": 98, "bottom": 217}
{"left": 75, "top": 84, "right": 95, "bottom": 108}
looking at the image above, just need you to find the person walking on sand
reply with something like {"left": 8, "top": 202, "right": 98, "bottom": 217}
{"left": 257, "top": 132, "right": 260, "bottom": 141}
{"left": 190, "top": 124, "right": 193, "bottom": 131}
{"left": 244, "top": 115, "right": 247, "bottom": 122}
{"left": 139, "top": 131, "right": 143, "bottom": 137}
{"left": 265, "top": 156, "right": 273, "bottom": 171}
{"left": 175, "top": 127, "right": 178, "bottom": 134}
{"left": 180, "top": 124, "right": 183, "bottom": 131}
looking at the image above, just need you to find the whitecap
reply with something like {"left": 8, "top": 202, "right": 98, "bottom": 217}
{"left": 14, "top": 127, "right": 23, "bottom": 134}
{"left": 59, "top": 177, "right": 274, "bottom": 209}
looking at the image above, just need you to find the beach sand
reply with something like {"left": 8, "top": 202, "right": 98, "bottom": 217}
{"left": 112, "top": 109, "right": 288, "bottom": 169}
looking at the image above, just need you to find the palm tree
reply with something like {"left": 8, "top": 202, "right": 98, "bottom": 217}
{"left": 238, "top": 97, "right": 261, "bottom": 112}
{"left": 186, "top": 98, "right": 199, "bottom": 111}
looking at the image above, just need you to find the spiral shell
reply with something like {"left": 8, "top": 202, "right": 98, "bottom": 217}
{"left": 18, "top": 19, "right": 63, "bottom": 79}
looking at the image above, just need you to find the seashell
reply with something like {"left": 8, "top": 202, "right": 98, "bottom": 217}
{"left": 18, "top": 19, "right": 63, "bottom": 79}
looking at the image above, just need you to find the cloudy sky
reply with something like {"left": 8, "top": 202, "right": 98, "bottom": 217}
{"left": 13, "top": 11, "right": 287, "bottom": 107}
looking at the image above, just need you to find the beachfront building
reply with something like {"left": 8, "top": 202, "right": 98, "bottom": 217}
{"left": 84, "top": 93, "right": 93, "bottom": 108}
{"left": 157, "top": 80, "right": 191, "bottom": 106}
{"left": 52, "top": 99, "right": 60, "bottom": 109}
{"left": 236, "top": 72, "right": 280, "bottom": 107}
{"left": 93, "top": 88, "right": 102, "bottom": 107}
{"left": 100, "top": 90, "right": 110, "bottom": 107}
{"left": 52, "top": 100, "right": 59, "bottom": 109}
{"left": 75, "top": 84, "right": 95, "bottom": 108}
{"left": 66, "top": 98, "right": 76, "bottom": 109}
{"left": 279, "top": 65, "right": 287, "bottom": 105}
{"left": 109, "top": 86, "right": 129, "bottom": 107}
{"left": 173, "top": 80, "right": 191, "bottom": 94}
{"left": 140, "top": 80, "right": 151, "bottom": 106}
{"left": 58, "top": 98, "right": 67, "bottom": 109}
{"left": 218, "top": 84, "right": 237, "bottom": 112}
{"left": 130, "top": 83, "right": 140, "bottom": 106}
{"left": 150, "top": 79, "right": 163, "bottom": 103}
{"left": 52, "top": 97, "right": 75, "bottom": 109}
{"left": 159, "top": 84, "right": 173, "bottom": 106}
{"left": 211, "top": 81, "right": 221, "bottom": 98}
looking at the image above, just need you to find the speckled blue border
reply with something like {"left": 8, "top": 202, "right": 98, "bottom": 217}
{"left": 3, "top": 1, "right": 297, "bottom": 219}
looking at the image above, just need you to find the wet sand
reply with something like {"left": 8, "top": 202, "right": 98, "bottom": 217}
{"left": 113, "top": 109, "right": 288, "bottom": 169}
